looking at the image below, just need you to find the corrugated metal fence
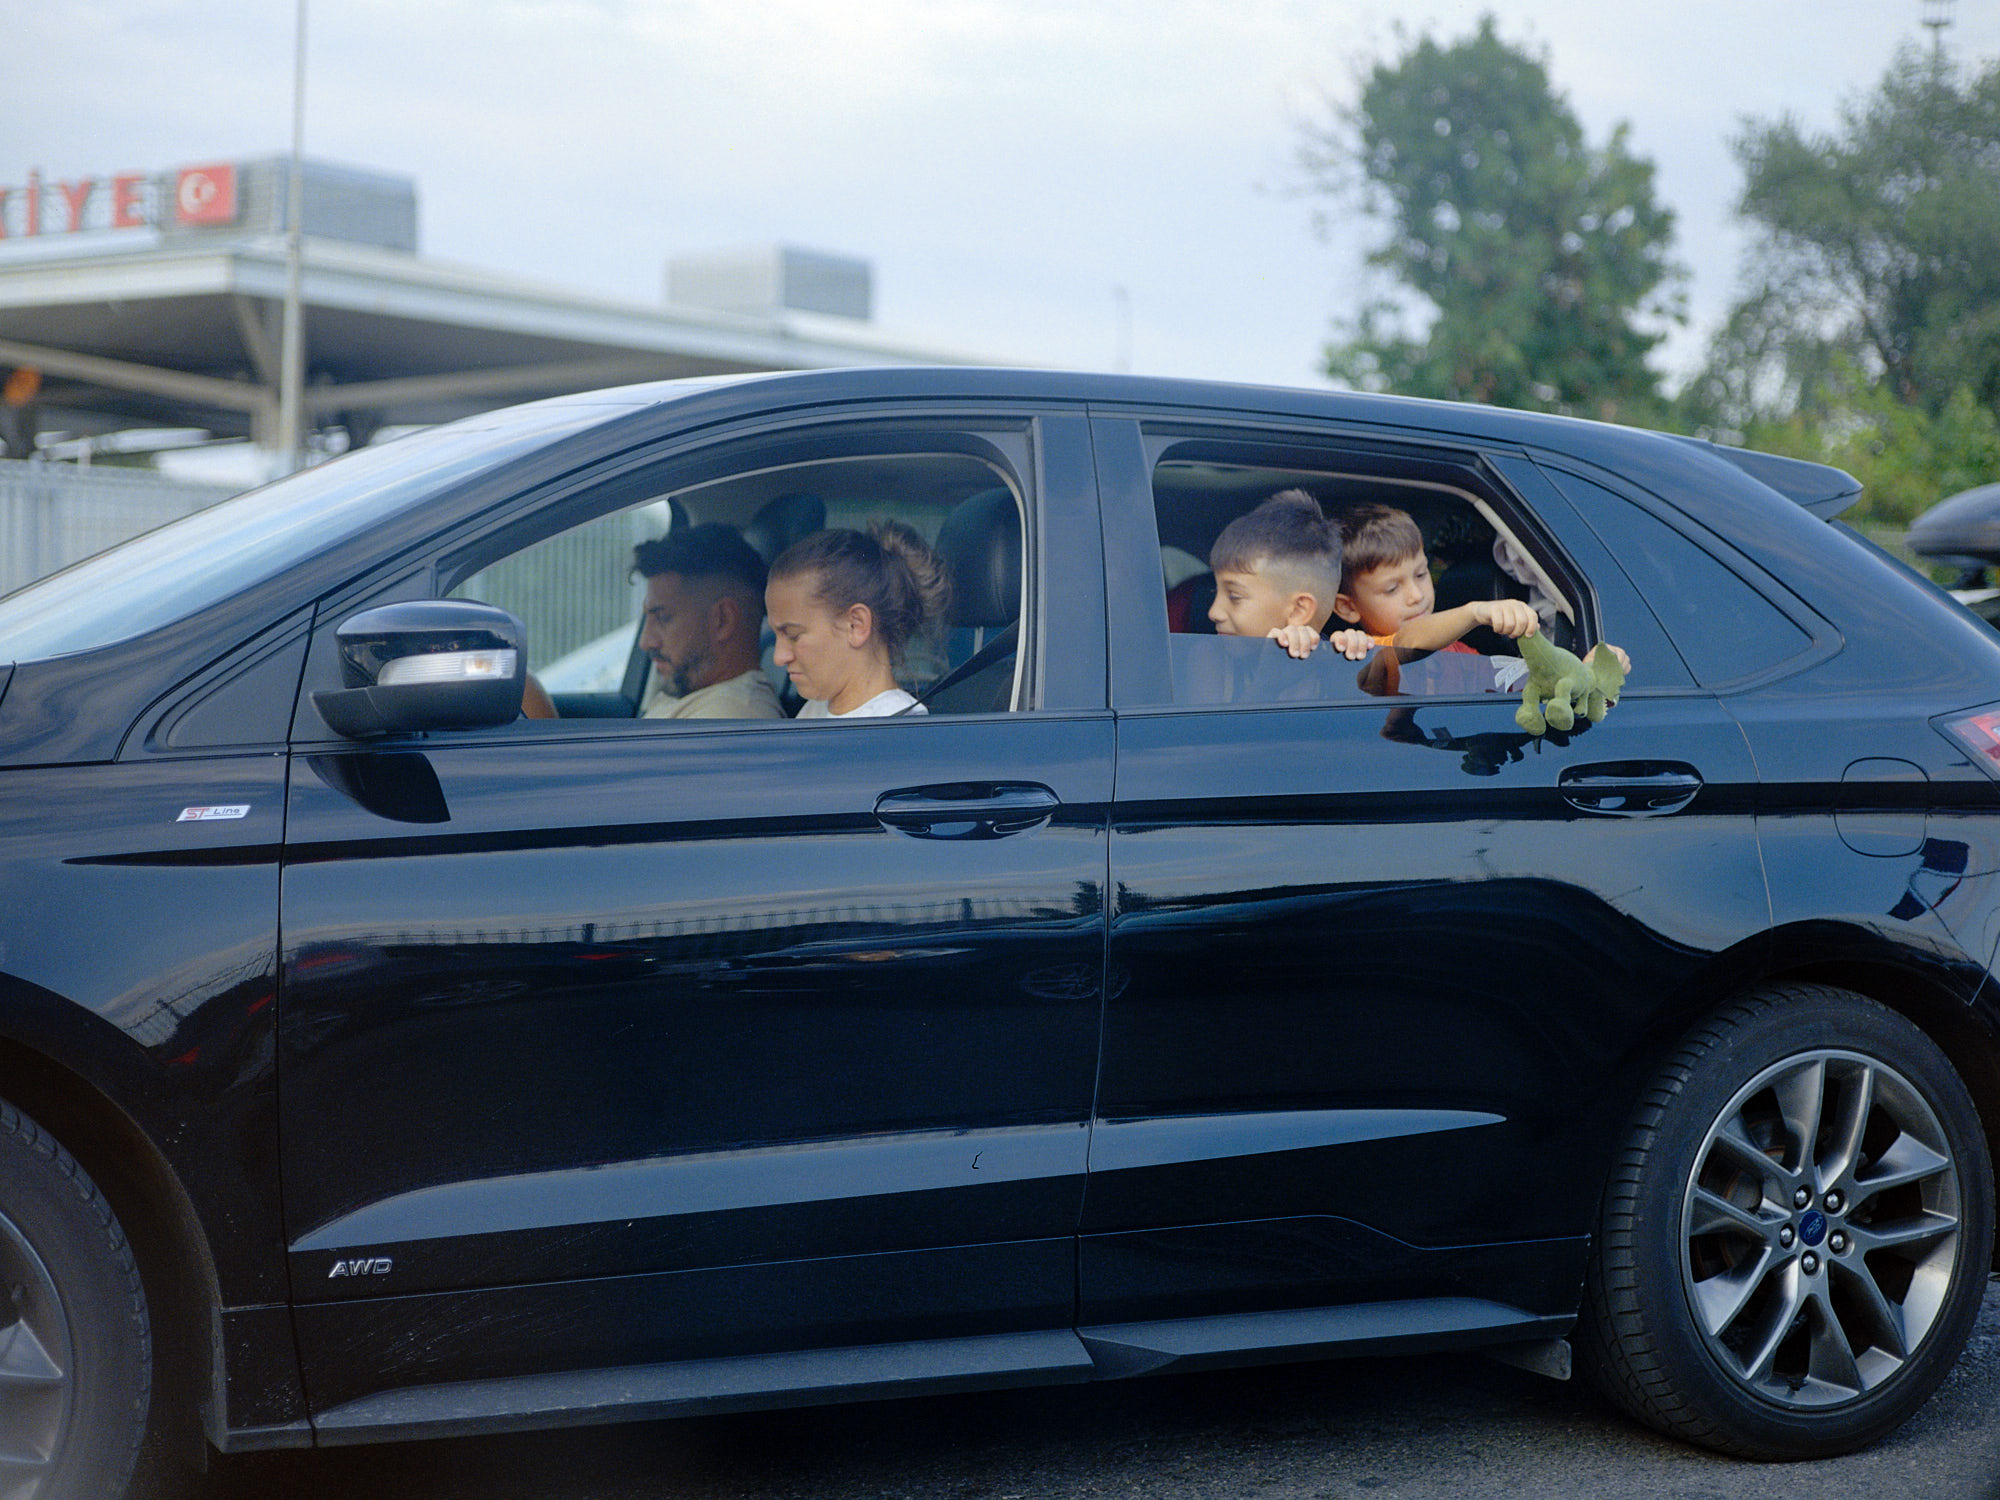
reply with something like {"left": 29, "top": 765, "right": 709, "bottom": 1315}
{"left": 455, "top": 504, "right": 661, "bottom": 670}
{"left": 0, "top": 459, "right": 240, "bottom": 598}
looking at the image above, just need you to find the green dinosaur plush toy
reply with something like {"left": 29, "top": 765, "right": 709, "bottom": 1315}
{"left": 1515, "top": 630, "right": 1625, "bottom": 735}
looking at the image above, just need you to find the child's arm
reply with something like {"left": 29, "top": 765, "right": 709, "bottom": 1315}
{"left": 1393, "top": 597, "right": 1539, "bottom": 651}
{"left": 1267, "top": 624, "right": 1373, "bottom": 660}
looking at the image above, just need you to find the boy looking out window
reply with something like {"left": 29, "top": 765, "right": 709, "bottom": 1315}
{"left": 1205, "top": 490, "right": 1374, "bottom": 658}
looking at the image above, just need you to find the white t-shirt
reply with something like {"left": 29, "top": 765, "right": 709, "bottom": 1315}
{"left": 640, "top": 669, "right": 784, "bottom": 720}
{"left": 796, "top": 688, "right": 926, "bottom": 719}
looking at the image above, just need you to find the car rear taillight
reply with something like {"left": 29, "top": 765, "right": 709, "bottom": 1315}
{"left": 1935, "top": 706, "right": 2000, "bottom": 780}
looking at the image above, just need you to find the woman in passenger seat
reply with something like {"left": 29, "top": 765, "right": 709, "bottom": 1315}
{"left": 765, "top": 521, "right": 952, "bottom": 718}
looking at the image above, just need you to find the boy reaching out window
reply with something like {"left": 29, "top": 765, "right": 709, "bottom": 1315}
{"left": 1271, "top": 501, "right": 1631, "bottom": 688}
{"left": 1323, "top": 502, "right": 1540, "bottom": 663}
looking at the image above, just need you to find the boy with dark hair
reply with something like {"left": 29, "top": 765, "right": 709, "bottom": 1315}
{"left": 1206, "top": 490, "right": 1373, "bottom": 658}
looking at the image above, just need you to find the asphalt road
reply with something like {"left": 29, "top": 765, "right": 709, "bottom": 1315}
{"left": 185, "top": 1280, "right": 2000, "bottom": 1500}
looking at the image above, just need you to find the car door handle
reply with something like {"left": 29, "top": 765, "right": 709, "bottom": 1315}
{"left": 1559, "top": 762, "right": 1704, "bottom": 817}
{"left": 874, "top": 783, "right": 1060, "bottom": 839}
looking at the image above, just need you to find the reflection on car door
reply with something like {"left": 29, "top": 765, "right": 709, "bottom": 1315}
{"left": 276, "top": 414, "right": 1113, "bottom": 1424}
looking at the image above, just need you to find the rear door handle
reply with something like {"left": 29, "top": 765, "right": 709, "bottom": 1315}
{"left": 874, "top": 783, "right": 1060, "bottom": 839}
{"left": 1559, "top": 762, "right": 1704, "bottom": 817}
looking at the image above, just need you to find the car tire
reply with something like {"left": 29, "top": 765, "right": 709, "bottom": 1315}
{"left": 0, "top": 1096, "right": 152, "bottom": 1499}
{"left": 1579, "top": 984, "right": 1994, "bottom": 1458}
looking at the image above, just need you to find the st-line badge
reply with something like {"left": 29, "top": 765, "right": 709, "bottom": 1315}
{"left": 176, "top": 805, "right": 250, "bottom": 822}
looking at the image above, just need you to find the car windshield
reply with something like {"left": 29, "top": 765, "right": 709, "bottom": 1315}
{"left": 0, "top": 403, "right": 619, "bottom": 664}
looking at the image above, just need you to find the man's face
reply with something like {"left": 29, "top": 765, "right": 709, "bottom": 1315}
{"left": 1209, "top": 562, "right": 1312, "bottom": 638}
{"left": 638, "top": 572, "right": 719, "bottom": 698}
{"left": 1335, "top": 551, "right": 1435, "bottom": 638}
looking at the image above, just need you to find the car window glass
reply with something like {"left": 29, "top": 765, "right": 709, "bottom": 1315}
{"left": 455, "top": 502, "right": 671, "bottom": 679}
{"left": 1836, "top": 519, "right": 2000, "bottom": 634}
{"left": 1542, "top": 468, "right": 1812, "bottom": 686}
{"left": 449, "top": 450, "right": 1028, "bottom": 722}
{"left": 1152, "top": 456, "right": 1590, "bottom": 708}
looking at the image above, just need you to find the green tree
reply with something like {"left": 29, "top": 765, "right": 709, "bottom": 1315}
{"left": 1710, "top": 362, "right": 2000, "bottom": 527}
{"left": 1689, "top": 44, "right": 2000, "bottom": 431}
{"left": 1303, "top": 16, "right": 1683, "bottom": 423}
{"left": 1679, "top": 43, "right": 2000, "bottom": 524}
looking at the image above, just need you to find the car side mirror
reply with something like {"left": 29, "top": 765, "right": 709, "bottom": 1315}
{"left": 312, "top": 600, "right": 527, "bottom": 739}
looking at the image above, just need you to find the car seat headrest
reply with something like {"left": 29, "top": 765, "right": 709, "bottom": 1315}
{"left": 743, "top": 493, "right": 826, "bottom": 564}
{"left": 936, "top": 488, "right": 1021, "bottom": 628}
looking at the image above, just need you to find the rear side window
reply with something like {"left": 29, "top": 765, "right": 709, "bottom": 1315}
{"left": 1543, "top": 468, "right": 1814, "bottom": 688}
{"left": 1151, "top": 443, "right": 1596, "bottom": 709}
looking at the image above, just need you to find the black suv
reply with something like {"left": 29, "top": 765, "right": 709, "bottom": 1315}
{"left": 4, "top": 369, "right": 1999, "bottom": 1497}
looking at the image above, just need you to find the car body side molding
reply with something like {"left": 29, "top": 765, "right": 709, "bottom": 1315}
{"left": 1078, "top": 1298, "right": 1573, "bottom": 1380}
{"left": 308, "top": 1298, "right": 1573, "bottom": 1447}
{"left": 311, "top": 1329, "right": 1096, "bottom": 1446}
{"left": 1087, "top": 1108, "right": 1505, "bottom": 1174}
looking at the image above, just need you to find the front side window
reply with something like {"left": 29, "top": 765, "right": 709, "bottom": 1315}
{"left": 448, "top": 444, "right": 1029, "bottom": 724}
{"left": 1151, "top": 447, "right": 1597, "bottom": 709}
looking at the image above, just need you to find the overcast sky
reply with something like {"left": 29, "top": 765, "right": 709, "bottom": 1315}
{"left": 5, "top": 0, "right": 1998, "bottom": 396}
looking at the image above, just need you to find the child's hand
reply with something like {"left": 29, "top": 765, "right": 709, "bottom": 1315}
{"left": 1471, "top": 599, "right": 1540, "bottom": 639}
{"left": 1266, "top": 623, "right": 1321, "bottom": 659}
{"left": 1598, "top": 642, "right": 1633, "bottom": 675}
{"left": 1327, "top": 629, "right": 1372, "bottom": 660}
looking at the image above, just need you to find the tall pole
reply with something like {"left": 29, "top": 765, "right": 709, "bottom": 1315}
{"left": 1922, "top": 0, "right": 1954, "bottom": 65}
{"left": 275, "top": 0, "right": 308, "bottom": 475}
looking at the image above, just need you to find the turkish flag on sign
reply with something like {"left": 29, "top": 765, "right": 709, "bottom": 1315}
{"left": 173, "top": 164, "right": 238, "bottom": 227}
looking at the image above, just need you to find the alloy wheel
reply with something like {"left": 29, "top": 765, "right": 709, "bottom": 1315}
{"left": 0, "top": 1206, "right": 73, "bottom": 1499}
{"left": 1680, "top": 1048, "right": 1962, "bottom": 1408}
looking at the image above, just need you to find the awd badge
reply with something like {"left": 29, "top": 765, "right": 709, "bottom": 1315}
{"left": 328, "top": 1257, "right": 394, "bottom": 1279}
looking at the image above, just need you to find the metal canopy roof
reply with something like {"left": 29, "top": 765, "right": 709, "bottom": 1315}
{"left": 0, "top": 235, "right": 983, "bottom": 444}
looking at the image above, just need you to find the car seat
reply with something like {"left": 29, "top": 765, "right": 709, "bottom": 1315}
{"left": 918, "top": 487, "right": 1021, "bottom": 714}
{"left": 744, "top": 492, "right": 826, "bottom": 565}
{"left": 1431, "top": 547, "right": 1519, "bottom": 656}
{"left": 1166, "top": 571, "right": 1218, "bottom": 633}
{"left": 1429, "top": 520, "right": 1574, "bottom": 656}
